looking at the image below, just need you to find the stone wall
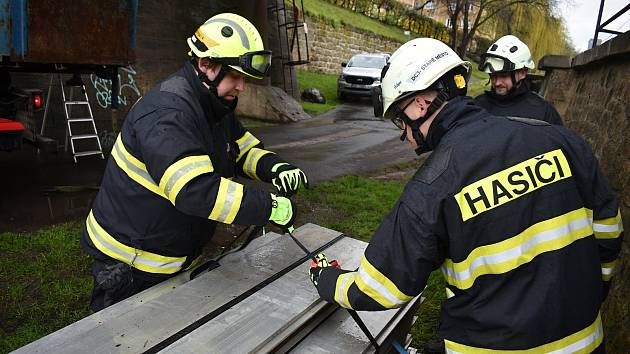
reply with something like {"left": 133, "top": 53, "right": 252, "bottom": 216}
{"left": 302, "top": 18, "right": 403, "bottom": 74}
{"left": 541, "top": 32, "right": 630, "bottom": 351}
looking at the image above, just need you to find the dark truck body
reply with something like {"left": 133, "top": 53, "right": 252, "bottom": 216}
{"left": 1, "top": 0, "right": 136, "bottom": 72}
{"left": 0, "top": 0, "right": 136, "bottom": 151}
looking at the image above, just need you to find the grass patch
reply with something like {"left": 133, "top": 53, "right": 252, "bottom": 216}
{"left": 296, "top": 69, "right": 340, "bottom": 116}
{"left": 0, "top": 222, "right": 92, "bottom": 353}
{"left": 301, "top": 0, "right": 412, "bottom": 43}
{"left": 298, "top": 175, "right": 404, "bottom": 241}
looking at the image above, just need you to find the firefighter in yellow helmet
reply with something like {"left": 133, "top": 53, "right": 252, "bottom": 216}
{"left": 310, "top": 38, "right": 622, "bottom": 353}
{"left": 81, "top": 13, "right": 308, "bottom": 311}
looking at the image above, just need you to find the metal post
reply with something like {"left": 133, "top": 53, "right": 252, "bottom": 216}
{"left": 592, "top": 0, "right": 606, "bottom": 48}
{"left": 40, "top": 74, "right": 54, "bottom": 136}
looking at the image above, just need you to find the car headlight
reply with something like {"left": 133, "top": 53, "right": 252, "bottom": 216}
{"left": 338, "top": 74, "right": 346, "bottom": 81}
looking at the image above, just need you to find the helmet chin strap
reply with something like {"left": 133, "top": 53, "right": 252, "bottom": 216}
{"left": 191, "top": 58, "right": 229, "bottom": 97}
{"left": 409, "top": 91, "right": 448, "bottom": 155}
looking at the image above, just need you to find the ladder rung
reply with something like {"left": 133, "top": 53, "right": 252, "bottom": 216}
{"left": 74, "top": 150, "right": 103, "bottom": 157}
{"left": 67, "top": 118, "right": 94, "bottom": 123}
{"left": 65, "top": 101, "right": 89, "bottom": 105}
{"left": 70, "top": 134, "right": 98, "bottom": 140}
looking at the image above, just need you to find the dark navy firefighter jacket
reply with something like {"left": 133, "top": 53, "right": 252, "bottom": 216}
{"left": 315, "top": 97, "right": 623, "bottom": 352}
{"left": 81, "top": 62, "right": 288, "bottom": 279}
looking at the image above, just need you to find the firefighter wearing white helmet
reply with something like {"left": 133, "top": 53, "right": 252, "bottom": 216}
{"left": 81, "top": 13, "right": 308, "bottom": 311}
{"left": 476, "top": 34, "right": 563, "bottom": 125}
{"left": 310, "top": 37, "right": 622, "bottom": 353}
{"left": 380, "top": 37, "right": 470, "bottom": 154}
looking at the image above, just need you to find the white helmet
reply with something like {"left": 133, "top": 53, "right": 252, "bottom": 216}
{"left": 479, "top": 35, "right": 535, "bottom": 73}
{"left": 381, "top": 38, "right": 471, "bottom": 119}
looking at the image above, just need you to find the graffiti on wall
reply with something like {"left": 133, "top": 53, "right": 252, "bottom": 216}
{"left": 90, "top": 66, "right": 142, "bottom": 109}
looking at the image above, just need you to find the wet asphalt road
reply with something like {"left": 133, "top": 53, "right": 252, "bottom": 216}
{"left": 251, "top": 100, "right": 416, "bottom": 183}
{"left": 0, "top": 100, "right": 417, "bottom": 231}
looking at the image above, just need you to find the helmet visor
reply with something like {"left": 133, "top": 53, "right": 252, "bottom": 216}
{"left": 214, "top": 50, "right": 272, "bottom": 78}
{"left": 248, "top": 51, "right": 272, "bottom": 77}
{"left": 478, "top": 54, "right": 515, "bottom": 73}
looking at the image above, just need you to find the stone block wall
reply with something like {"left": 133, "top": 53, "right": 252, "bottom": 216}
{"left": 301, "top": 18, "right": 403, "bottom": 74}
{"left": 542, "top": 32, "right": 630, "bottom": 351}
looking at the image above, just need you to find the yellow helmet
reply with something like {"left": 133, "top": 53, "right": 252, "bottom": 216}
{"left": 187, "top": 13, "right": 272, "bottom": 79}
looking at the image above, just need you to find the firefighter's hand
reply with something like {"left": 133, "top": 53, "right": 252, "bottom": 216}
{"left": 271, "top": 163, "right": 309, "bottom": 197}
{"left": 309, "top": 253, "right": 340, "bottom": 287}
{"left": 269, "top": 194, "right": 296, "bottom": 231}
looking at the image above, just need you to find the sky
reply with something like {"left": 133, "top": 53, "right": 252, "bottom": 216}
{"left": 558, "top": 0, "right": 630, "bottom": 53}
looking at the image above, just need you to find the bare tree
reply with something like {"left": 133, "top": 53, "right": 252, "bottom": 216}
{"left": 440, "top": 0, "right": 544, "bottom": 57}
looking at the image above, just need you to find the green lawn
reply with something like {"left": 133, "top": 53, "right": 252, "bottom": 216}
{"left": 301, "top": 0, "right": 413, "bottom": 43}
{"left": 0, "top": 223, "right": 92, "bottom": 352}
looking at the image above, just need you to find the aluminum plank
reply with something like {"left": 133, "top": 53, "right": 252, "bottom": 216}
{"left": 289, "top": 296, "right": 422, "bottom": 354}
{"left": 159, "top": 235, "right": 367, "bottom": 353}
{"left": 13, "top": 224, "right": 340, "bottom": 354}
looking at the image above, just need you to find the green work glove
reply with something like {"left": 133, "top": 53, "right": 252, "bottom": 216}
{"left": 271, "top": 163, "right": 309, "bottom": 197}
{"left": 269, "top": 194, "right": 296, "bottom": 230}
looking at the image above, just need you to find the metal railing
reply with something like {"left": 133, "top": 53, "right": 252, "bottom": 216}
{"left": 592, "top": 0, "right": 630, "bottom": 48}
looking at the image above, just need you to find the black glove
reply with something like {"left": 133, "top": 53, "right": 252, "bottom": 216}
{"left": 268, "top": 194, "right": 297, "bottom": 231}
{"left": 271, "top": 163, "right": 309, "bottom": 197}
{"left": 309, "top": 253, "right": 340, "bottom": 287}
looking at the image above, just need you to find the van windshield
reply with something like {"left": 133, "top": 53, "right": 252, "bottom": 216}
{"left": 348, "top": 56, "right": 387, "bottom": 69}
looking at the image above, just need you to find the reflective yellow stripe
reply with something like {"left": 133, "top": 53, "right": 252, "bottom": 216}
{"left": 454, "top": 149, "right": 572, "bottom": 221}
{"left": 442, "top": 208, "right": 594, "bottom": 290}
{"left": 354, "top": 256, "right": 413, "bottom": 309}
{"left": 111, "top": 134, "right": 165, "bottom": 198}
{"left": 243, "top": 148, "right": 272, "bottom": 179}
{"left": 445, "top": 312, "right": 603, "bottom": 353}
{"left": 334, "top": 272, "right": 355, "bottom": 309}
{"left": 85, "top": 211, "right": 186, "bottom": 274}
{"left": 113, "top": 134, "right": 219, "bottom": 207}
{"left": 208, "top": 178, "right": 244, "bottom": 223}
{"left": 159, "top": 155, "right": 214, "bottom": 204}
{"left": 445, "top": 287, "right": 455, "bottom": 299}
{"left": 593, "top": 209, "right": 623, "bottom": 239}
{"left": 236, "top": 132, "right": 260, "bottom": 162}
{"left": 601, "top": 259, "right": 618, "bottom": 281}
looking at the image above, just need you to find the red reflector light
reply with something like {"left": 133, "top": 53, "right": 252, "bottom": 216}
{"left": 33, "top": 95, "right": 42, "bottom": 109}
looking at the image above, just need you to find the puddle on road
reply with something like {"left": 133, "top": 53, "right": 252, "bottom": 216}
{"left": 0, "top": 190, "right": 97, "bottom": 232}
